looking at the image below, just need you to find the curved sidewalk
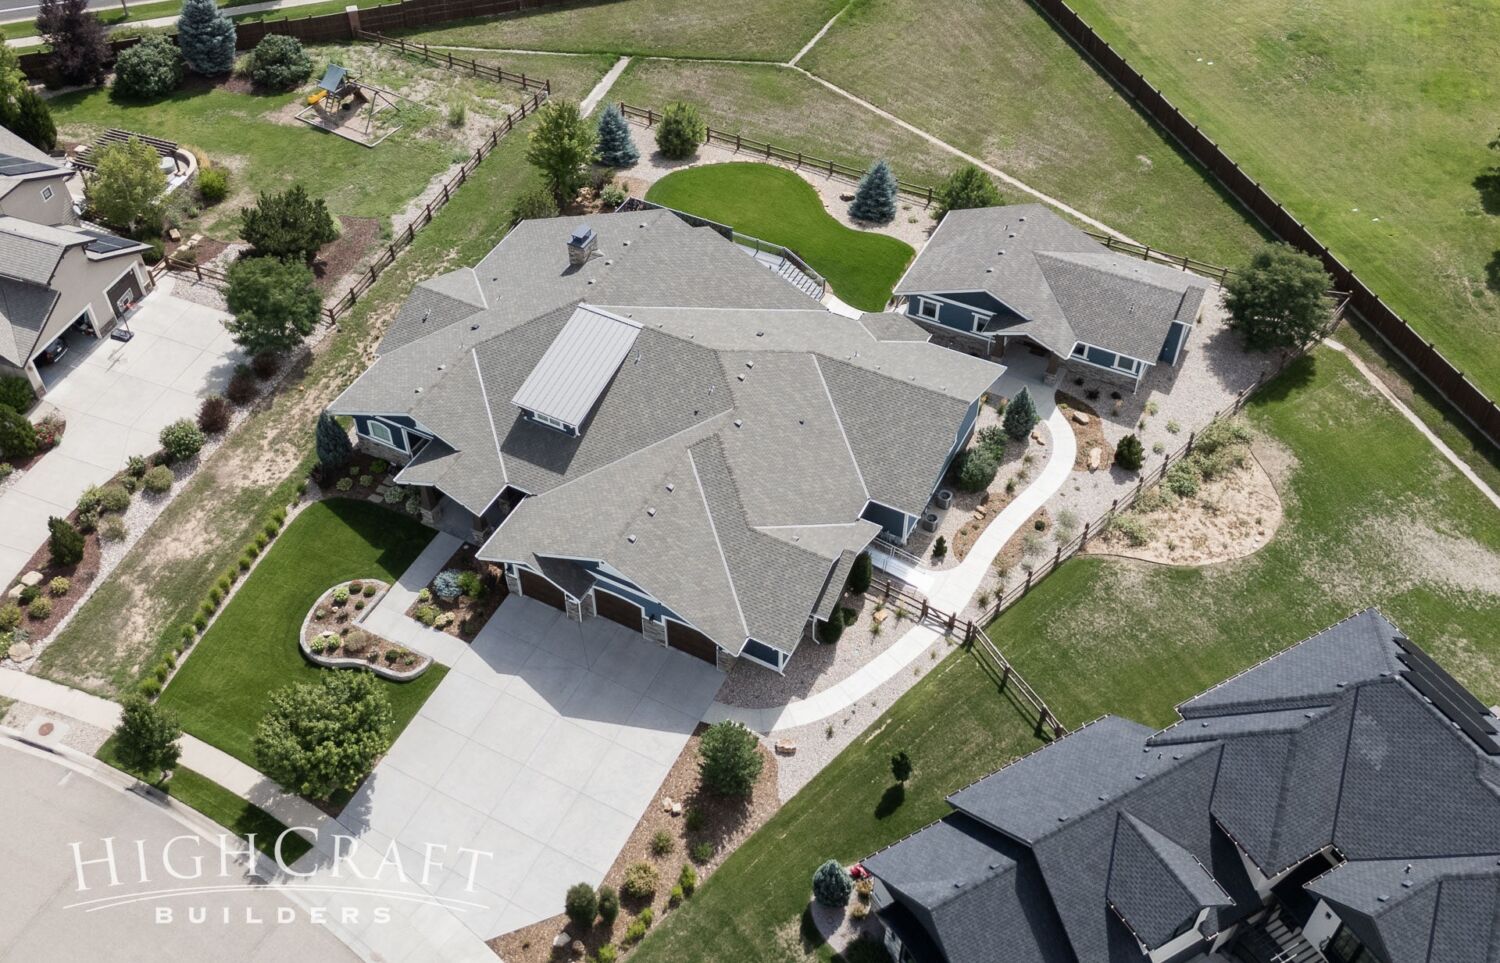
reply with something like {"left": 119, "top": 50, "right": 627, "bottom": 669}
{"left": 706, "top": 394, "right": 1075, "bottom": 734}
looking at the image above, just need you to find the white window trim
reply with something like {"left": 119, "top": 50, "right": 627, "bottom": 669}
{"left": 363, "top": 419, "right": 403, "bottom": 450}
{"left": 529, "top": 410, "right": 571, "bottom": 433}
{"left": 740, "top": 638, "right": 787, "bottom": 672}
{"left": 971, "top": 311, "right": 992, "bottom": 332}
{"left": 40, "top": 185, "right": 54, "bottom": 201}
{"left": 1071, "top": 342, "right": 1148, "bottom": 378}
{"left": 914, "top": 297, "right": 940, "bottom": 320}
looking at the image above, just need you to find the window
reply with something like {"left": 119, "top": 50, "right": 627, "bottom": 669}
{"left": 529, "top": 410, "right": 571, "bottom": 433}
{"left": 40, "top": 186, "right": 54, "bottom": 202}
{"left": 363, "top": 419, "right": 403, "bottom": 451}
{"left": 914, "top": 298, "right": 940, "bottom": 320}
{"left": 971, "top": 311, "right": 991, "bottom": 332}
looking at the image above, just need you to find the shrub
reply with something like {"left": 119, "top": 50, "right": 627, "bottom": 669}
{"left": 639, "top": 907, "right": 653, "bottom": 927}
{"left": 432, "top": 570, "right": 463, "bottom": 601}
{"left": 817, "top": 611, "right": 845, "bottom": 644}
{"left": 335, "top": 477, "right": 354, "bottom": 492}
{"left": 698, "top": 720, "right": 763, "bottom": 797}
{"left": 197, "top": 166, "right": 229, "bottom": 205}
{"left": 249, "top": 34, "right": 311, "bottom": 90}
{"left": 369, "top": 459, "right": 389, "bottom": 475}
{"left": 9, "top": 88, "right": 58, "bottom": 155}
{"left": 177, "top": 0, "right": 235, "bottom": 74}
{"left": 812, "top": 859, "right": 853, "bottom": 908}
{"left": 226, "top": 370, "right": 257, "bottom": 404}
{"left": 253, "top": 670, "right": 394, "bottom": 799}
{"left": 413, "top": 603, "right": 439, "bottom": 626}
{"left": 251, "top": 350, "right": 280, "bottom": 380}
{"left": 142, "top": 464, "right": 174, "bottom": 494}
{"left": 239, "top": 185, "right": 338, "bottom": 262}
{"left": 18, "top": 585, "right": 38, "bottom": 605}
{"left": 226, "top": 256, "right": 322, "bottom": 353}
{"left": 957, "top": 447, "right": 999, "bottom": 492}
{"left": 112, "top": 695, "right": 182, "bottom": 780}
{"left": 456, "top": 570, "right": 484, "bottom": 598}
{"left": 196, "top": 394, "right": 231, "bottom": 434}
{"left": 76, "top": 485, "right": 104, "bottom": 515}
{"left": 509, "top": 185, "right": 558, "bottom": 224}
{"left": 1111, "top": 514, "right": 1151, "bottom": 547}
{"left": 678, "top": 862, "right": 697, "bottom": 895}
{"left": 1003, "top": 387, "right": 1039, "bottom": 440}
{"left": 28, "top": 596, "right": 52, "bottom": 620}
{"left": 0, "top": 404, "right": 37, "bottom": 459}
{"left": 1114, "top": 433, "right": 1145, "bottom": 471}
{"left": 684, "top": 808, "right": 705, "bottom": 832}
{"left": 49, "top": 576, "right": 71, "bottom": 596}
{"left": 99, "top": 484, "right": 131, "bottom": 514}
{"left": 931, "top": 535, "right": 948, "bottom": 561}
{"left": 849, "top": 159, "right": 898, "bottom": 224}
{"left": 595, "top": 103, "right": 639, "bottom": 166}
{"left": 0, "top": 603, "right": 22, "bottom": 631}
{"left": 362, "top": 583, "right": 377, "bottom": 597}
{"left": 48, "top": 516, "right": 84, "bottom": 566}
{"left": 126, "top": 454, "right": 149, "bottom": 478}
{"left": 112, "top": 35, "right": 183, "bottom": 100}
{"left": 595, "top": 946, "right": 617, "bottom": 963}
{"left": 935, "top": 163, "right": 1002, "bottom": 221}
{"left": 1165, "top": 460, "right": 1202, "bottom": 498}
{"left": 159, "top": 419, "right": 205, "bottom": 463}
{"left": 846, "top": 550, "right": 873, "bottom": 596}
{"left": 975, "top": 425, "right": 1007, "bottom": 461}
{"left": 624, "top": 920, "right": 647, "bottom": 945}
{"left": 596, "top": 885, "right": 619, "bottom": 926}
{"left": 331, "top": 586, "right": 350, "bottom": 605}
{"left": 621, "top": 862, "right": 658, "bottom": 901}
{"left": 654, "top": 101, "right": 705, "bottom": 159}
{"left": 651, "top": 829, "right": 674, "bottom": 857}
{"left": 599, "top": 182, "right": 628, "bottom": 208}
{"left": 32, "top": 413, "right": 64, "bottom": 450}
{"left": 138, "top": 678, "right": 163, "bottom": 699}
{"left": 690, "top": 841, "right": 714, "bottom": 864}
{"left": 564, "top": 882, "right": 598, "bottom": 930}
{"left": 0, "top": 376, "right": 35, "bottom": 413}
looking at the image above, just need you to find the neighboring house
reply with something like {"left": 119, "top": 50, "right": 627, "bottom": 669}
{"left": 865, "top": 609, "right": 1500, "bottom": 963}
{"left": 0, "top": 128, "right": 151, "bottom": 395}
{"left": 895, "top": 204, "right": 1211, "bottom": 388}
{"left": 330, "top": 210, "right": 1001, "bottom": 672}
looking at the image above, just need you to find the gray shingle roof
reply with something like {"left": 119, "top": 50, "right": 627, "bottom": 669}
{"left": 510, "top": 305, "right": 641, "bottom": 430}
{"left": 895, "top": 204, "right": 1210, "bottom": 362}
{"left": 867, "top": 611, "right": 1500, "bottom": 963}
{"left": 0, "top": 215, "right": 79, "bottom": 284}
{"left": 0, "top": 276, "right": 58, "bottom": 365}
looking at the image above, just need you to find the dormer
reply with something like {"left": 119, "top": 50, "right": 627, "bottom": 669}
{"left": 511, "top": 304, "right": 641, "bottom": 435}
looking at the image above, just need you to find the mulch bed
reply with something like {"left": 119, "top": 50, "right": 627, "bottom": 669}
{"left": 988, "top": 507, "right": 1053, "bottom": 588}
{"left": 301, "top": 579, "right": 431, "bottom": 675}
{"left": 320, "top": 451, "right": 404, "bottom": 504}
{"left": 313, "top": 216, "right": 381, "bottom": 293}
{"left": 1055, "top": 392, "right": 1113, "bottom": 470}
{"left": 491, "top": 726, "right": 780, "bottom": 962}
{"left": 404, "top": 542, "right": 507, "bottom": 641}
{"left": 4, "top": 513, "right": 104, "bottom": 648}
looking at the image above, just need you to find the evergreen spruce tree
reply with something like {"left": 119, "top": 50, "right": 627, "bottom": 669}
{"left": 48, "top": 516, "right": 84, "bottom": 566}
{"left": 177, "top": 0, "right": 236, "bottom": 75}
{"left": 315, "top": 410, "right": 352, "bottom": 474}
{"left": 848, "top": 159, "right": 898, "bottom": 224}
{"left": 1003, "top": 386, "right": 1039, "bottom": 440}
{"left": 594, "top": 103, "right": 639, "bottom": 167}
{"left": 9, "top": 88, "right": 57, "bottom": 151}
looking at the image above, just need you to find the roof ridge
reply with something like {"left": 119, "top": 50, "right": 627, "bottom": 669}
{"left": 687, "top": 438, "right": 750, "bottom": 640}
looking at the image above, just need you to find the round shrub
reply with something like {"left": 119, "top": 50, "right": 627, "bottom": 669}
{"left": 251, "top": 350, "right": 280, "bottom": 380}
{"left": 0, "top": 375, "right": 35, "bottom": 413}
{"left": 691, "top": 841, "right": 714, "bottom": 864}
{"left": 432, "top": 569, "right": 463, "bottom": 601}
{"left": 957, "top": 447, "right": 999, "bottom": 492}
{"left": 1164, "top": 459, "right": 1202, "bottom": 498}
{"left": 27, "top": 596, "right": 52, "bottom": 621}
{"left": 596, "top": 885, "right": 619, "bottom": 926}
{"left": 49, "top": 576, "right": 70, "bottom": 596}
{"left": 331, "top": 586, "right": 350, "bottom": 605}
{"left": 650, "top": 829, "right": 673, "bottom": 856}
{"left": 113, "top": 36, "right": 184, "bottom": 101}
{"left": 1114, "top": 433, "right": 1145, "bottom": 471}
{"left": 98, "top": 483, "right": 131, "bottom": 514}
{"left": 159, "top": 419, "right": 205, "bottom": 463}
{"left": 0, "top": 603, "right": 22, "bottom": 631}
{"left": 0, "top": 404, "right": 37, "bottom": 459}
{"left": 249, "top": 34, "right": 312, "bottom": 91}
{"left": 620, "top": 862, "right": 658, "bottom": 901}
{"left": 197, "top": 166, "right": 229, "bottom": 205}
{"left": 142, "top": 464, "right": 174, "bottom": 494}
{"left": 197, "top": 394, "right": 231, "bottom": 434}
{"left": 812, "top": 859, "right": 853, "bottom": 908}
{"left": 654, "top": 101, "right": 705, "bottom": 159}
{"left": 226, "top": 370, "right": 257, "bottom": 405}
{"left": 564, "top": 882, "right": 597, "bottom": 930}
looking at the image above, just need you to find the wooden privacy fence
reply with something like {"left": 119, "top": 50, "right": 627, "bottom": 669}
{"left": 1029, "top": 0, "right": 1500, "bottom": 450}
{"left": 617, "top": 102, "right": 943, "bottom": 207}
{"left": 867, "top": 577, "right": 1066, "bottom": 738}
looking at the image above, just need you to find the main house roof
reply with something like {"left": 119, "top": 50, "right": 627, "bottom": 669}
{"left": 864, "top": 610, "right": 1500, "bottom": 963}
{"left": 894, "top": 204, "right": 1211, "bottom": 362}
{"left": 331, "top": 210, "right": 1001, "bottom": 658}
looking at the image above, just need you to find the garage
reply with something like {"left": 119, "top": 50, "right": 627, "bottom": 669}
{"left": 666, "top": 620, "right": 719, "bottom": 666}
{"left": 594, "top": 589, "right": 643, "bottom": 632}
{"left": 519, "top": 569, "right": 566, "bottom": 611}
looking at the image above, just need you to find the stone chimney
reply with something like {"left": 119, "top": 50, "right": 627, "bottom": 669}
{"left": 567, "top": 225, "right": 598, "bottom": 267}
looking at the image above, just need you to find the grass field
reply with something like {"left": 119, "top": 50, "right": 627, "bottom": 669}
{"left": 646, "top": 163, "right": 914, "bottom": 310}
{"left": 800, "top": 0, "right": 1265, "bottom": 268}
{"left": 0, "top": 0, "right": 392, "bottom": 42}
{"left": 154, "top": 499, "right": 447, "bottom": 765}
{"left": 1058, "top": 0, "right": 1500, "bottom": 405}
{"left": 396, "top": 0, "right": 842, "bottom": 62}
{"left": 96, "top": 736, "right": 315, "bottom": 864}
{"left": 634, "top": 347, "right": 1500, "bottom": 961}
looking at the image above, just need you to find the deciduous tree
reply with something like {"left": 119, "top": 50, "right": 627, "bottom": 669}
{"left": 1224, "top": 243, "right": 1334, "bottom": 351}
{"left": 113, "top": 695, "right": 183, "bottom": 782}
{"left": 37, "top": 0, "right": 109, "bottom": 87}
{"left": 84, "top": 135, "right": 165, "bottom": 234}
{"left": 525, "top": 99, "right": 596, "bottom": 206}
{"left": 934, "top": 163, "right": 1002, "bottom": 221}
{"left": 225, "top": 256, "right": 322, "bottom": 353}
{"left": 254, "top": 671, "right": 394, "bottom": 799}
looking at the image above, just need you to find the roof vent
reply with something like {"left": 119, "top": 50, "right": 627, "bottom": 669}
{"left": 567, "top": 225, "right": 598, "bottom": 266}
{"left": 1018, "top": 215, "right": 1026, "bottom": 222}
{"left": 1007, "top": 232, "right": 1016, "bottom": 239}
{"left": 413, "top": 387, "right": 422, "bottom": 394}
{"left": 736, "top": 374, "right": 745, "bottom": 382}
{"left": 985, "top": 267, "right": 994, "bottom": 273}
{"left": 622, "top": 240, "right": 630, "bottom": 246}
{"left": 665, "top": 483, "right": 674, "bottom": 492}
{"left": 745, "top": 360, "right": 754, "bottom": 369}
{"left": 626, "top": 534, "right": 636, "bottom": 543}
{"left": 756, "top": 331, "right": 764, "bottom": 337}
{"left": 646, "top": 507, "right": 656, "bottom": 517}
{"left": 470, "top": 323, "right": 480, "bottom": 331}
{"left": 421, "top": 310, "right": 430, "bottom": 322}
{"left": 437, "top": 364, "right": 446, "bottom": 371}
{"left": 733, "top": 419, "right": 743, "bottom": 428}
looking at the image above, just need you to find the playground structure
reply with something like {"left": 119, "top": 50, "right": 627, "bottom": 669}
{"left": 296, "top": 64, "right": 406, "bottom": 147}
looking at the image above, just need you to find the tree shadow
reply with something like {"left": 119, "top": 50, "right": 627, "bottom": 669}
{"left": 1486, "top": 250, "right": 1500, "bottom": 294}
{"left": 874, "top": 782, "right": 905, "bottom": 820}
{"left": 1475, "top": 169, "right": 1500, "bottom": 216}
{"left": 1244, "top": 353, "right": 1318, "bottom": 407}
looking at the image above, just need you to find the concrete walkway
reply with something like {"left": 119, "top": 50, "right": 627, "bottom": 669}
{"left": 580, "top": 55, "right": 629, "bottom": 116}
{"left": 360, "top": 531, "right": 470, "bottom": 666}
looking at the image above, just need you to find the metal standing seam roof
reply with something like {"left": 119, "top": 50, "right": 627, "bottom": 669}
{"left": 510, "top": 305, "right": 642, "bottom": 429}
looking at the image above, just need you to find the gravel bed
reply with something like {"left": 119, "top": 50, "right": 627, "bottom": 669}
{"left": 1, "top": 701, "right": 111, "bottom": 755}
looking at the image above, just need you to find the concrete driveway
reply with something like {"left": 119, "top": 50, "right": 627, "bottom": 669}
{"left": 0, "top": 288, "right": 240, "bottom": 589}
{"left": 332, "top": 596, "right": 724, "bottom": 939}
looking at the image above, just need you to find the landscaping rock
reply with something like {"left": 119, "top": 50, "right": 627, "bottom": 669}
{"left": 1031, "top": 431, "right": 1046, "bottom": 446}
{"left": 7, "top": 641, "right": 33, "bottom": 662}
{"left": 20, "top": 571, "right": 43, "bottom": 588}
{"left": 839, "top": 192, "right": 855, "bottom": 201}
{"left": 571, "top": 939, "right": 586, "bottom": 957}
{"left": 775, "top": 739, "right": 798, "bottom": 755}
{"left": 1072, "top": 410, "right": 1091, "bottom": 426}
{"left": 1087, "top": 447, "right": 1101, "bottom": 472}
{"left": 5, "top": 585, "right": 21, "bottom": 601}
{"left": 872, "top": 608, "right": 888, "bottom": 623}
{"left": 552, "top": 932, "right": 572, "bottom": 949}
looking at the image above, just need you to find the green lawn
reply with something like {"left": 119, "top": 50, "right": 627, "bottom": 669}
{"left": 635, "top": 347, "right": 1500, "bottom": 962}
{"left": 395, "top": 0, "right": 844, "bottom": 62}
{"left": 155, "top": 499, "right": 447, "bottom": 766}
{"left": 646, "top": 162, "right": 914, "bottom": 311}
{"left": 800, "top": 0, "right": 1265, "bottom": 268}
{"left": 1052, "top": 0, "right": 1500, "bottom": 407}
{"left": 0, "top": 0, "right": 393, "bottom": 41}
{"left": 96, "top": 736, "right": 314, "bottom": 864}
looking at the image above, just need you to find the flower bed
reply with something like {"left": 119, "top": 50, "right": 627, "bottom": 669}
{"left": 321, "top": 453, "right": 421, "bottom": 517}
{"left": 300, "top": 579, "right": 431, "bottom": 680}
{"left": 404, "top": 544, "right": 506, "bottom": 641}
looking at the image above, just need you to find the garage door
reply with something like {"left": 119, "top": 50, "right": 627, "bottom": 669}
{"left": 594, "top": 590, "right": 642, "bottom": 632}
{"left": 666, "top": 620, "right": 719, "bottom": 666}
{"left": 519, "top": 569, "right": 566, "bottom": 611}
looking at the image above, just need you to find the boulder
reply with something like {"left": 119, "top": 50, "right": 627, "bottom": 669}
{"left": 553, "top": 932, "right": 572, "bottom": 950}
{"left": 872, "top": 608, "right": 888, "bottom": 624}
{"left": 1072, "top": 410, "right": 1091, "bottom": 426}
{"left": 1031, "top": 431, "right": 1046, "bottom": 446}
{"left": 7, "top": 641, "right": 33, "bottom": 662}
{"left": 20, "top": 571, "right": 43, "bottom": 588}
{"left": 775, "top": 739, "right": 798, "bottom": 756}
{"left": 839, "top": 192, "right": 855, "bottom": 202}
{"left": 1087, "top": 447, "right": 1101, "bottom": 472}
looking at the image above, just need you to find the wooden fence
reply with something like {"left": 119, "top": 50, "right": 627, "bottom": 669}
{"left": 1029, "top": 0, "right": 1500, "bottom": 450}
{"left": 617, "top": 102, "right": 944, "bottom": 208}
{"left": 357, "top": 31, "right": 550, "bottom": 91}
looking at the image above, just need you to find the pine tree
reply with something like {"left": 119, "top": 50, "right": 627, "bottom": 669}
{"left": 848, "top": 159, "right": 898, "bottom": 224}
{"left": 934, "top": 163, "right": 1002, "bottom": 221}
{"left": 315, "top": 410, "right": 352, "bottom": 474}
{"left": 654, "top": 101, "right": 704, "bottom": 160}
{"left": 9, "top": 88, "right": 57, "bottom": 152}
{"left": 594, "top": 103, "right": 639, "bottom": 167}
{"left": 36, "top": 0, "right": 109, "bottom": 88}
{"left": 1114, "top": 433, "right": 1145, "bottom": 471}
{"left": 1003, "top": 386, "right": 1039, "bottom": 440}
{"left": 48, "top": 516, "right": 84, "bottom": 566}
{"left": 177, "top": 0, "right": 236, "bottom": 75}
{"left": 113, "top": 695, "right": 183, "bottom": 783}
{"left": 239, "top": 185, "right": 338, "bottom": 261}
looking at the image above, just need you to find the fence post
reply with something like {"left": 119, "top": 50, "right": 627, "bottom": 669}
{"left": 919, "top": 600, "right": 928, "bottom": 621}
{"left": 1186, "top": 430, "right": 1195, "bottom": 454}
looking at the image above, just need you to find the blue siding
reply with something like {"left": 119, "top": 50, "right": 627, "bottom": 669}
{"left": 354, "top": 415, "right": 415, "bottom": 452}
{"left": 862, "top": 500, "right": 917, "bottom": 541}
{"left": 1159, "top": 321, "right": 1189, "bottom": 364}
{"left": 576, "top": 561, "right": 685, "bottom": 624}
{"left": 742, "top": 638, "right": 787, "bottom": 669}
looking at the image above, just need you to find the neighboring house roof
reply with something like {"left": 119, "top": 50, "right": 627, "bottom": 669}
{"left": 0, "top": 216, "right": 78, "bottom": 284}
{"left": 895, "top": 204, "right": 1210, "bottom": 362}
{"left": 0, "top": 128, "right": 73, "bottom": 200}
{"left": 0, "top": 276, "right": 59, "bottom": 366}
{"left": 866, "top": 610, "right": 1500, "bottom": 963}
{"left": 332, "top": 210, "right": 1001, "bottom": 658}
